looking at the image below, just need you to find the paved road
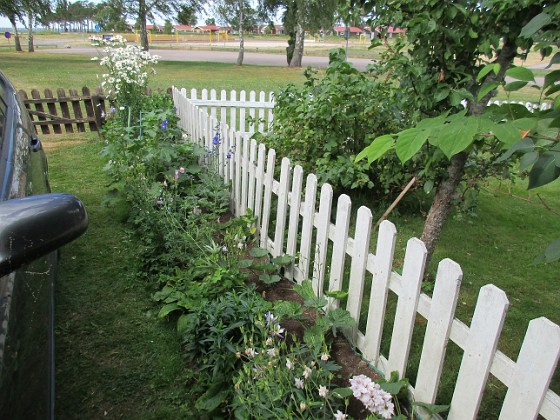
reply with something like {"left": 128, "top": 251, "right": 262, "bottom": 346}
{"left": 38, "top": 45, "right": 375, "bottom": 71}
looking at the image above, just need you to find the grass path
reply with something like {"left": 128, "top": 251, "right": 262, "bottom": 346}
{"left": 45, "top": 134, "right": 193, "bottom": 419}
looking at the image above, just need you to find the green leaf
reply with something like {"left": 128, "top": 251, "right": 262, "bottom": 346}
{"left": 176, "top": 313, "right": 192, "bottom": 334}
{"left": 324, "top": 290, "right": 349, "bottom": 299}
{"left": 492, "top": 122, "right": 523, "bottom": 145}
{"left": 504, "top": 81, "right": 528, "bottom": 92}
{"left": 546, "top": 52, "right": 560, "bottom": 69}
{"left": 413, "top": 402, "right": 450, "bottom": 415}
{"left": 304, "top": 294, "right": 328, "bottom": 310}
{"left": 423, "top": 180, "right": 434, "bottom": 194}
{"left": 326, "top": 308, "right": 356, "bottom": 333}
{"left": 249, "top": 247, "right": 269, "bottom": 258}
{"left": 506, "top": 66, "right": 535, "bottom": 82}
{"left": 239, "top": 259, "right": 253, "bottom": 269}
{"left": 293, "top": 279, "right": 317, "bottom": 300}
{"left": 434, "top": 87, "right": 450, "bottom": 102}
{"left": 273, "top": 300, "right": 303, "bottom": 319}
{"left": 478, "top": 82, "right": 500, "bottom": 101}
{"left": 520, "top": 13, "right": 552, "bottom": 38}
{"left": 396, "top": 128, "right": 430, "bottom": 163}
{"left": 355, "top": 134, "right": 395, "bottom": 163}
{"left": 380, "top": 378, "right": 409, "bottom": 395}
{"left": 158, "top": 303, "right": 181, "bottom": 318}
{"left": 528, "top": 152, "right": 560, "bottom": 189}
{"left": 438, "top": 117, "right": 479, "bottom": 158}
{"left": 259, "top": 274, "right": 281, "bottom": 284}
{"left": 519, "top": 151, "right": 539, "bottom": 171}
{"left": 271, "top": 255, "right": 293, "bottom": 267}
{"left": 195, "top": 382, "right": 230, "bottom": 411}
{"left": 331, "top": 387, "right": 353, "bottom": 398}
{"left": 544, "top": 70, "right": 560, "bottom": 90}
{"left": 497, "top": 138, "right": 535, "bottom": 163}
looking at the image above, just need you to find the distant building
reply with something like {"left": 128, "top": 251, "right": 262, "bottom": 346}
{"left": 332, "top": 26, "right": 365, "bottom": 36}
{"left": 372, "top": 26, "right": 407, "bottom": 38}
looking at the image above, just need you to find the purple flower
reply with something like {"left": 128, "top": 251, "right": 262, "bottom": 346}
{"left": 110, "top": 106, "right": 116, "bottom": 113}
{"left": 212, "top": 132, "right": 220, "bottom": 146}
{"left": 179, "top": 167, "right": 185, "bottom": 174}
{"left": 161, "top": 119, "right": 168, "bottom": 130}
{"left": 173, "top": 106, "right": 177, "bottom": 113}
{"left": 174, "top": 170, "right": 179, "bottom": 180}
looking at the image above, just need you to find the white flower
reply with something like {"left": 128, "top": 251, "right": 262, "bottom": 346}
{"left": 294, "top": 377, "right": 304, "bottom": 389}
{"left": 303, "top": 366, "right": 312, "bottom": 379}
{"left": 334, "top": 410, "right": 348, "bottom": 420}
{"left": 267, "top": 348, "right": 276, "bottom": 357}
{"left": 286, "top": 358, "right": 293, "bottom": 370}
{"left": 321, "top": 352, "right": 330, "bottom": 361}
{"left": 265, "top": 337, "right": 273, "bottom": 346}
{"left": 299, "top": 402, "right": 306, "bottom": 411}
{"left": 244, "top": 348, "right": 257, "bottom": 358}
{"left": 318, "top": 385, "right": 328, "bottom": 398}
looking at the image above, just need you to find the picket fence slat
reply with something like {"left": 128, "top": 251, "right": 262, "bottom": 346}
{"left": 326, "top": 194, "right": 352, "bottom": 311}
{"left": 312, "top": 184, "right": 333, "bottom": 296}
{"left": 285, "top": 165, "right": 304, "bottom": 281}
{"left": 499, "top": 318, "right": 560, "bottom": 419}
{"left": 363, "top": 220, "right": 397, "bottom": 362}
{"left": 173, "top": 87, "right": 560, "bottom": 420}
{"left": 414, "top": 259, "right": 462, "bottom": 403}
{"left": 449, "top": 285, "right": 509, "bottom": 419}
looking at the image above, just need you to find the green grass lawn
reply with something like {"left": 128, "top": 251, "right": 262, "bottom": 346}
{"left": 3, "top": 49, "right": 558, "bottom": 417}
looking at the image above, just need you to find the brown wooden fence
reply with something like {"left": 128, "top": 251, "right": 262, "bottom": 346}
{"left": 18, "top": 87, "right": 172, "bottom": 135}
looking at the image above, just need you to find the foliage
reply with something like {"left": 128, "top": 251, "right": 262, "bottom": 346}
{"left": 232, "top": 315, "right": 349, "bottom": 419}
{"left": 91, "top": 34, "right": 160, "bottom": 120}
{"left": 354, "top": 0, "right": 560, "bottom": 268}
{"left": 179, "top": 286, "right": 272, "bottom": 413}
{"left": 258, "top": 49, "right": 417, "bottom": 196}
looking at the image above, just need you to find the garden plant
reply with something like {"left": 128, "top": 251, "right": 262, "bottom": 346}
{"left": 90, "top": 31, "right": 452, "bottom": 420}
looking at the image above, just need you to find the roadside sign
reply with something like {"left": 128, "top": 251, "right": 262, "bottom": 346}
{"left": 94, "top": 24, "right": 100, "bottom": 32}
{"left": 4, "top": 32, "right": 11, "bottom": 39}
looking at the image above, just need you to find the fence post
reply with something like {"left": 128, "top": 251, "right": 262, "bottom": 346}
{"left": 312, "top": 184, "right": 333, "bottom": 296}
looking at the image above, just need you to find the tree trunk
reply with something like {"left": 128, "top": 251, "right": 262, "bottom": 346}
{"left": 236, "top": 0, "right": 244, "bottom": 66}
{"left": 27, "top": 13, "right": 34, "bottom": 52}
{"left": 289, "top": 21, "right": 305, "bottom": 68}
{"left": 420, "top": 152, "right": 468, "bottom": 270}
{"left": 9, "top": 16, "right": 22, "bottom": 52}
{"left": 139, "top": 0, "right": 149, "bottom": 51}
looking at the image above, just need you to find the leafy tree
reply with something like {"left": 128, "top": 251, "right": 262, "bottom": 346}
{"left": 163, "top": 18, "right": 173, "bottom": 33}
{"left": 124, "top": 0, "right": 193, "bottom": 51}
{"left": 356, "top": 0, "right": 560, "bottom": 270}
{"left": 177, "top": 4, "right": 197, "bottom": 25}
{"left": 93, "top": 0, "right": 128, "bottom": 32}
{"left": 259, "top": 0, "right": 339, "bottom": 67}
{"left": 205, "top": 17, "right": 216, "bottom": 25}
{"left": 20, "top": 0, "right": 52, "bottom": 51}
{"left": 212, "top": 0, "right": 257, "bottom": 65}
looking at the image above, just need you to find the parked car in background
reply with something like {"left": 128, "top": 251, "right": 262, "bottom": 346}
{"left": 0, "top": 70, "right": 88, "bottom": 419}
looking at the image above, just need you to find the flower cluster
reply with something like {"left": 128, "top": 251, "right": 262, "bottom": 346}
{"left": 90, "top": 34, "right": 159, "bottom": 112}
{"left": 349, "top": 374, "right": 394, "bottom": 419}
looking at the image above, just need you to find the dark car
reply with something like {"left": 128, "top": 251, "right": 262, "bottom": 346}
{"left": 0, "top": 70, "right": 88, "bottom": 419}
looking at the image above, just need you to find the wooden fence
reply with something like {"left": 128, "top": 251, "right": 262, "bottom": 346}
{"left": 18, "top": 87, "right": 173, "bottom": 135}
{"left": 173, "top": 87, "right": 560, "bottom": 419}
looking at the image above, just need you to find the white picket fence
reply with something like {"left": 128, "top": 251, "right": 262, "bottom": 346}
{"left": 187, "top": 88, "right": 275, "bottom": 135}
{"left": 172, "top": 87, "right": 560, "bottom": 419}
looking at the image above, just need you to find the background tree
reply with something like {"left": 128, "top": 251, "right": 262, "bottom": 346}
{"left": 0, "top": 0, "right": 24, "bottom": 51}
{"left": 356, "top": 0, "right": 560, "bottom": 270}
{"left": 212, "top": 0, "right": 257, "bottom": 65}
{"left": 205, "top": 17, "right": 216, "bottom": 25}
{"left": 259, "top": 0, "right": 339, "bottom": 67}
{"left": 93, "top": 0, "right": 128, "bottom": 32}
{"left": 177, "top": 4, "right": 197, "bottom": 25}
{"left": 20, "top": 0, "right": 52, "bottom": 51}
{"left": 124, "top": 0, "right": 191, "bottom": 51}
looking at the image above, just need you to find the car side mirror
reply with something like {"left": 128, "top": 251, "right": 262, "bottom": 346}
{"left": 0, "top": 194, "right": 88, "bottom": 277}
